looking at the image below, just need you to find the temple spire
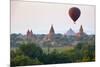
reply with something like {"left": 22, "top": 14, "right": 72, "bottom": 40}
{"left": 49, "top": 24, "right": 55, "bottom": 34}
{"left": 80, "top": 25, "right": 83, "bottom": 33}
{"left": 47, "top": 24, "right": 55, "bottom": 41}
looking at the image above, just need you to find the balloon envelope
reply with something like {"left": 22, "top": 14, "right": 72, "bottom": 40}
{"left": 69, "top": 7, "right": 81, "bottom": 23}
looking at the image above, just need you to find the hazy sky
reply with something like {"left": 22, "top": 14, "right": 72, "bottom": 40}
{"left": 11, "top": 0, "right": 95, "bottom": 34}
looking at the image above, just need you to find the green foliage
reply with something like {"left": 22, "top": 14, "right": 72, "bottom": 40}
{"left": 19, "top": 43, "right": 43, "bottom": 59}
{"left": 39, "top": 49, "right": 73, "bottom": 64}
{"left": 11, "top": 41, "right": 95, "bottom": 66}
{"left": 33, "top": 58, "right": 43, "bottom": 65}
{"left": 11, "top": 43, "right": 43, "bottom": 66}
{"left": 74, "top": 42, "right": 95, "bottom": 62}
{"left": 11, "top": 55, "right": 34, "bottom": 66}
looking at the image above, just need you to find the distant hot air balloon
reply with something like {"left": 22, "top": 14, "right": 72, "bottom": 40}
{"left": 69, "top": 7, "right": 81, "bottom": 24}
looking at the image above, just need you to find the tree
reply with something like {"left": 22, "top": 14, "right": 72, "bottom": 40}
{"left": 42, "top": 49, "right": 73, "bottom": 64}
{"left": 74, "top": 42, "right": 95, "bottom": 62}
{"left": 81, "top": 44, "right": 95, "bottom": 61}
{"left": 11, "top": 55, "right": 34, "bottom": 66}
{"left": 32, "top": 58, "right": 43, "bottom": 65}
{"left": 19, "top": 43, "right": 43, "bottom": 59}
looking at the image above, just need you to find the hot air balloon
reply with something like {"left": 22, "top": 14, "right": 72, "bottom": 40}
{"left": 69, "top": 7, "right": 81, "bottom": 24}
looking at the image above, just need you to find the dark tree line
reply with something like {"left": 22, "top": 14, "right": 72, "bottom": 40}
{"left": 11, "top": 41, "right": 95, "bottom": 66}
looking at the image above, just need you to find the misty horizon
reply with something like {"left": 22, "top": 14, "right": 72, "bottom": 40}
{"left": 10, "top": 26, "right": 95, "bottom": 35}
{"left": 11, "top": 1, "right": 95, "bottom": 35}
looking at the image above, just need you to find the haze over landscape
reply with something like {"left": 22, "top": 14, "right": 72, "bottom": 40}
{"left": 11, "top": 0, "right": 95, "bottom": 35}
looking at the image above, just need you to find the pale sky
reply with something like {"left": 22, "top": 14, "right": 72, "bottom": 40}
{"left": 11, "top": 0, "right": 95, "bottom": 35}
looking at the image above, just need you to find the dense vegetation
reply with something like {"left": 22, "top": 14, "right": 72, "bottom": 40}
{"left": 10, "top": 41, "right": 95, "bottom": 66}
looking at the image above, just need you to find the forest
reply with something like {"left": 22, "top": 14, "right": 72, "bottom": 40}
{"left": 11, "top": 40, "right": 95, "bottom": 67}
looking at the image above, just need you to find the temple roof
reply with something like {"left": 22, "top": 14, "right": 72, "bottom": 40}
{"left": 49, "top": 24, "right": 55, "bottom": 34}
